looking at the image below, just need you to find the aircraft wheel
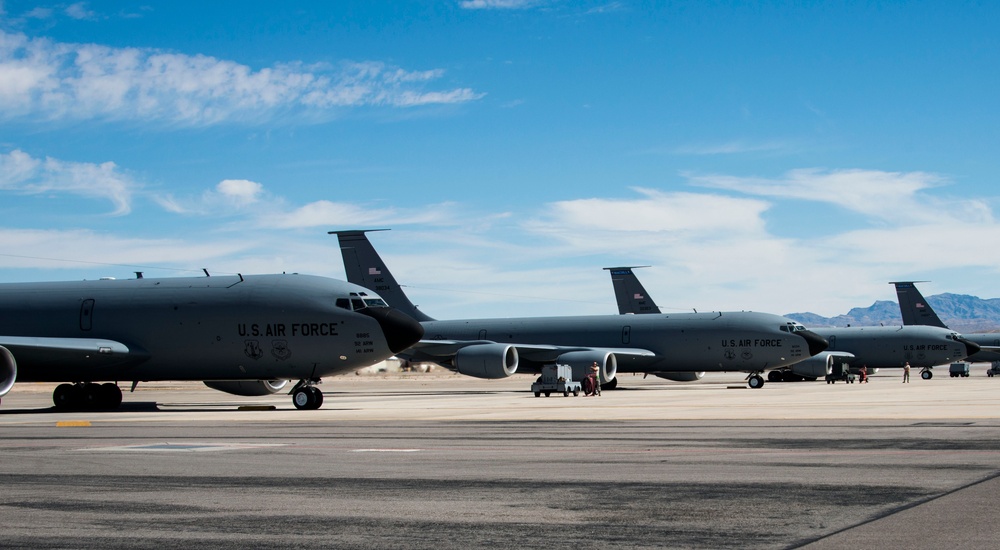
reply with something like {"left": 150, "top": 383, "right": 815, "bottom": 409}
{"left": 748, "top": 375, "right": 765, "bottom": 389}
{"left": 292, "top": 388, "right": 314, "bottom": 410}
{"left": 99, "top": 383, "right": 123, "bottom": 409}
{"left": 601, "top": 378, "right": 619, "bottom": 391}
{"left": 768, "top": 371, "right": 783, "bottom": 382}
{"left": 53, "top": 384, "right": 78, "bottom": 409}
{"left": 921, "top": 370, "right": 933, "bottom": 380}
{"left": 309, "top": 387, "right": 324, "bottom": 409}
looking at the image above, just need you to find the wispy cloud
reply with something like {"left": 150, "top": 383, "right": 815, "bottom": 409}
{"left": 459, "top": 0, "right": 543, "bottom": 9}
{"left": 670, "top": 140, "right": 793, "bottom": 156}
{"left": 0, "top": 149, "right": 136, "bottom": 214}
{"left": 688, "top": 168, "right": 992, "bottom": 224}
{"left": 0, "top": 30, "right": 485, "bottom": 125}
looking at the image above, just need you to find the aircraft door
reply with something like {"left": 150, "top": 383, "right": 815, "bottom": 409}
{"left": 479, "top": 329, "right": 488, "bottom": 340}
{"left": 828, "top": 335, "right": 836, "bottom": 350}
{"left": 80, "top": 299, "right": 95, "bottom": 331}
{"left": 622, "top": 326, "right": 631, "bottom": 345}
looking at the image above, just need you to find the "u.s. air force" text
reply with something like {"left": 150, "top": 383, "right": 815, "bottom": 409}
{"left": 722, "top": 339, "right": 782, "bottom": 347}
{"left": 237, "top": 323, "right": 338, "bottom": 337}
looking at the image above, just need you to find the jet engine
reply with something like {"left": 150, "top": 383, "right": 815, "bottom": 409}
{"left": 0, "top": 345, "right": 16, "bottom": 397}
{"left": 204, "top": 379, "right": 289, "bottom": 396}
{"left": 789, "top": 351, "right": 854, "bottom": 379}
{"left": 453, "top": 343, "right": 519, "bottom": 379}
{"left": 556, "top": 351, "right": 618, "bottom": 383}
{"left": 654, "top": 371, "right": 706, "bottom": 382}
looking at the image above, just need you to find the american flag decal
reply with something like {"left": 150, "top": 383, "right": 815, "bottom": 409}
{"left": 916, "top": 302, "right": 925, "bottom": 309}
{"left": 369, "top": 267, "right": 382, "bottom": 275}
{"left": 634, "top": 293, "right": 644, "bottom": 299}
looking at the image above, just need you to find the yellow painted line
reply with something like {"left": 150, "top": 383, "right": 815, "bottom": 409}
{"left": 237, "top": 405, "right": 276, "bottom": 411}
{"left": 56, "top": 420, "right": 92, "bottom": 427}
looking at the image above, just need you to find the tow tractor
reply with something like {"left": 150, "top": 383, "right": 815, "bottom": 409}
{"left": 531, "top": 365, "right": 582, "bottom": 397}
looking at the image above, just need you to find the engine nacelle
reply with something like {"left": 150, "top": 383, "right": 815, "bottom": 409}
{"left": 0, "top": 345, "right": 16, "bottom": 397}
{"left": 204, "top": 379, "right": 289, "bottom": 396}
{"left": 654, "top": 371, "right": 706, "bottom": 383}
{"left": 453, "top": 343, "right": 519, "bottom": 379}
{"left": 557, "top": 351, "right": 617, "bottom": 383}
{"left": 790, "top": 351, "right": 854, "bottom": 379}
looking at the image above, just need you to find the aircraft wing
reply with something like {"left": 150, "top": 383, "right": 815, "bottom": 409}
{"left": 409, "top": 339, "right": 655, "bottom": 362}
{"left": 0, "top": 336, "right": 138, "bottom": 367}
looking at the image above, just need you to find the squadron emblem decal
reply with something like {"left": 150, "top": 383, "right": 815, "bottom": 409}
{"left": 271, "top": 339, "right": 292, "bottom": 360}
{"left": 244, "top": 340, "right": 264, "bottom": 360}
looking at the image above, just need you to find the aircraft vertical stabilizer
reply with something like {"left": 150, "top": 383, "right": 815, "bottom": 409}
{"left": 604, "top": 266, "right": 660, "bottom": 315}
{"left": 891, "top": 281, "right": 947, "bottom": 328}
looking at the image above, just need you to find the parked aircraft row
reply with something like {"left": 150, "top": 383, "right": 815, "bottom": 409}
{"left": 0, "top": 230, "right": 984, "bottom": 411}
{"left": 604, "top": 267, "right": 980, "bottom": 384}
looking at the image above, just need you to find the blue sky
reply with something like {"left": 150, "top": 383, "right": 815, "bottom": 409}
{"left": 1, "top": 0, "right": 998, "bottom": 319}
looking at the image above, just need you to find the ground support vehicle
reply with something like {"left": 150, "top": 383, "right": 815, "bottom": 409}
{"left": 987, "top": 363, "right": 1000, "bottom": 377}
{"left": 949, "top": 362, "right": 971, "bottom": 378}
{"left": 825, "top": 363, "right": 855, "bottom": 384}
{"left": 531, "top": 365, "right": 582, "bottom": 397}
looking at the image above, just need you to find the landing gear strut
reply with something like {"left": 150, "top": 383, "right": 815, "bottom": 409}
{"left": 290, "top": 379, "right": 324, "bottom": 410}
{"left": 746, "top": 372, "right": 765, "bottom": 389}
{"left": 53, "top": 382, "right": 123, "bottom": 410}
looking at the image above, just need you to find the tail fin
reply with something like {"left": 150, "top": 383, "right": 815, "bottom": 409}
{"left": 331, "top": 230, "right": 435, "bottom": 322}
{"left": 604, "top": 266, "right": 660, "bottom": 314}
{"left": 891, "top": 281, "right": 947, "bottom": 328}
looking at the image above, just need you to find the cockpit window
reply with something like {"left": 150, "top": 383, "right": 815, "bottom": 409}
{"left": 336, "top": 295, "right": 389, "bottom": 312}
{"left": 782, "top": 323, "right": 808, "bottom": 333}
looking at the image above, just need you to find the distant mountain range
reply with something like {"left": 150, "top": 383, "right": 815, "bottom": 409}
{"left": 786, "top": 293, "right": 1000, "bottom": 333}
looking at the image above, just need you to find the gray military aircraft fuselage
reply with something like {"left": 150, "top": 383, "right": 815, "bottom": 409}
{"left": 0, "top": 273, "right": 423, "bottom": 410}
{"left": 605, "top": 266, "right": 979, "bottom": 383}
{"left": 334, "top": 230, "right": 829, "bottom": 387}
{"left": 892, "top": 281, "right": 1000, "bottom": 366}
{"left": 414, "top": 312, "right": 827, "bottom": 382}
{"left": 812, "top": 325, "right": 975, "bottom": 371}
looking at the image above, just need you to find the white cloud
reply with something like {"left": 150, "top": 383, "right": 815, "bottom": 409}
{"left": 65, "top": 2, "right": 95, "bottom": 20}
{"left": 688, "top": 168, "right": 992, "bottom": 225}
{"left": 216, "top": 179, "right": 263, "bottom": 206}
{"left": 0, "top": 149, "right": 135, "bottom": 214}
{"left": 459, "top": 0, "right": 542, "bottom": 9}
{"left": 0, "top": 30, "right": 484, "bottom": 125}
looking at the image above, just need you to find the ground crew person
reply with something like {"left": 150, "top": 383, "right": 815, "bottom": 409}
{"left": 590, "top": 362, "right": 601, "bottom": 396}
{"left": 903, "top": 362, "right": 910, "bottom": 383}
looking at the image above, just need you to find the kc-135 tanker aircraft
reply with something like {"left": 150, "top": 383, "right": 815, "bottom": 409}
{"left": 0, "top": 273, "right": 424, "bottom": 410}
{"left": 333, "top": 230, "right": 829, "bottom": 388}
{"left": 892, "top": 281, "right": 1000, "bottom": 368}
{"left": 606, "top": 267, "right": 979, "bottom": 383}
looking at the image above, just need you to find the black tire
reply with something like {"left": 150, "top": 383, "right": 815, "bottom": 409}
{"left": 309, "top": 387, "right": 324, "bottom": 409}
{"left": 922, "top": 370, "right": 933, "bottom": 380}
{"left": 534, "top": 391, "right": 540, "bottom": 397}
{"left": 544, "top": 392, "right": 550, "bottom": 397}
{"left": 99, "top": 383, "right": 123, "bottom": 409}
{"left": 748, "top": 375, "right": 764, "bottom": 389}
{"left": 53, "top": 384, "right": 78, "bottom": 409}
{"left": 292, "top": 388, "right": 313, "bottom": 410}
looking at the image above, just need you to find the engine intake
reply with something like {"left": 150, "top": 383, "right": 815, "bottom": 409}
{"left": 556, "top": 351, "right": 618, "bottom": 383}
{"left": 0, "top": 346, "right": 16, "bottom": 397}
{"left": 453, "top": 343, "right": 519, "bottom": 379}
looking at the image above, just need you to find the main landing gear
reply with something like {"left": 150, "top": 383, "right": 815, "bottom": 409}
{"left": 290, "top": 379, "right": 324, "bottom": 410}
{"left": 746, "top": 372, "right": 765, "bottom": 389}
{"left": 53, "top": 382, "right": 123, "bottom": 410}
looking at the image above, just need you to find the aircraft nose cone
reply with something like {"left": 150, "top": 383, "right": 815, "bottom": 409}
{"left": 959, "top": 337, "right": 981, "bottom": 358}
{"left": 799, "top": 329, "right": 829, "bottom": 356}
{"left": 359, "top": 307, "right": 425, "bottom": 354}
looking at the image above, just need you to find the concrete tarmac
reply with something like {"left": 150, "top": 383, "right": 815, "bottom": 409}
{"left": 1, "top": 370, "right": 999, "bottom": 549}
